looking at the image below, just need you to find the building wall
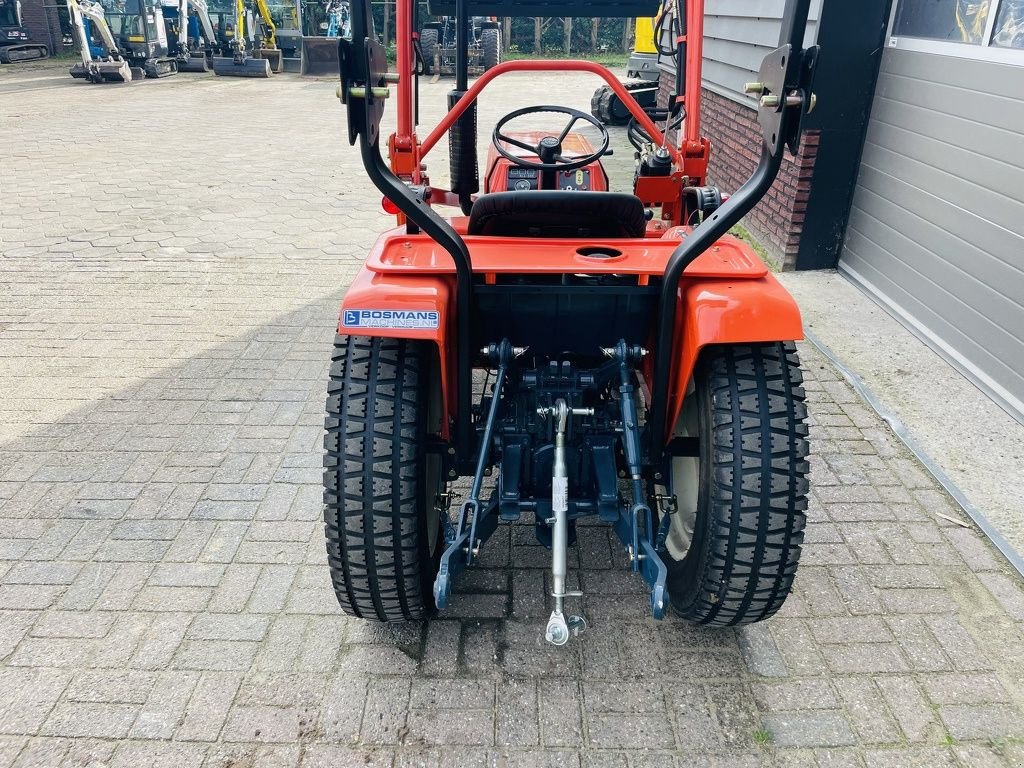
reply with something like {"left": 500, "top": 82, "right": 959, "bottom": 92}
{"left": 701, "top": 87, "right": 817, "bottom": 268}
{"left": 839, "top": 47, "right": 1024, "bottom": 421}
{"left": 702, "top": 0, "right": 821, "bottom": 104}
{"left": 19, "top": 0, "right": 65, "bottom": 54}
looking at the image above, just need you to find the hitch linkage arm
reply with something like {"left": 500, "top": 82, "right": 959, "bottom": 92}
{"left": 433, "top": 340, "right": 514, "bottom": 610}
{"left": 610, "top": 341, "right": 669, "bottom": 620}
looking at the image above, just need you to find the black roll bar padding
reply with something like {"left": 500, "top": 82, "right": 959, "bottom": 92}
{"left": 451, "top": 0, "right": 475, "bottom": 214}
{"left": 646, "top": 0, "right": 817, "bottom": 462}
{"left": 449, "top": 90, "right": 479, "bottom": 215}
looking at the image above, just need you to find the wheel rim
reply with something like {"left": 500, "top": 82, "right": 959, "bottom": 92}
{"left": 665, "top": 383, "right": 699, "bottom": 562}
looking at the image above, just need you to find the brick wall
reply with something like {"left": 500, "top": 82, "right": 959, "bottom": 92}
{"left": 18, "top": 0, "right": 66, "bottom": 55}
{"left": 660, "top": 71, "right": 819, "bottom": 270}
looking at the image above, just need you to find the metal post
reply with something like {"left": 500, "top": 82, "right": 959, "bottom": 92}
{"left": 395, "top": 0, "right": 412, "bottom": 138}
{"left": 455, "top": 0, "right": 468, "bottom": 91}
{"left": 683, "top": 0, "right": 704, "bottom": 147}
{"left": 412, "top": 0, "right": 420, "bottom": 126}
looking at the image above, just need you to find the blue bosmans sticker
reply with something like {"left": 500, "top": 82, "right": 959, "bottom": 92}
{"left": 343, "top": 309, "right": 440, "bottom": 330}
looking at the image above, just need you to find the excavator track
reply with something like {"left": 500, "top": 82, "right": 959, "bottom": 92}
{"left": 143, "top": 57, "right": 178, "bottom": 77}
{"left": 0, "top": 44, "right": 49, "bottom": 63}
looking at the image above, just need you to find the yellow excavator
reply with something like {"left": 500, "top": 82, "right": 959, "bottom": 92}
{"left": 211, "top": 0, "right": 282, "bottom": 76}
{"left": 591, "top": 15, "right": 660, "bottom": 125}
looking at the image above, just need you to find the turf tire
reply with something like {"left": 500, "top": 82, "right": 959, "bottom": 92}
{"left": 666, "top": 342, "right": 809, "bottom": 626}
{"left": 419, "top": 28, "right": 438, "bottom": 76}
{"left": 481, "top": 28, "right": 500, "bottom": 70}
{"left": 323, "top": 335, "right": 444, "bottom": 622}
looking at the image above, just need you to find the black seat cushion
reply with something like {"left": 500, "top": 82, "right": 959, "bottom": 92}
{"left": 467, "top": 191, "right": 647, "bottom": 239}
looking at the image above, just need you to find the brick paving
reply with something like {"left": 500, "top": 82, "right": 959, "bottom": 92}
{"left": 2, "top": 68, "right": 1024, "bottom": 767}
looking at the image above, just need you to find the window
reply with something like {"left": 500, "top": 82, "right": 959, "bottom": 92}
{"left": 890, "top": 0, "right": 1024, "bottom": 61}
{"left": 0, "top": 4, "right": 18, "bottom": 27}
{"left": 991, "top": 0, "right": 1024, "bottom": 47}
{"left": 895, "top": 0, "right": 991, "bottom": 43}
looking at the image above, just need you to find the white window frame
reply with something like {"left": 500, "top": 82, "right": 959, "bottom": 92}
{"left": 886, "top": 0, "right": 1024, "bottom": 65}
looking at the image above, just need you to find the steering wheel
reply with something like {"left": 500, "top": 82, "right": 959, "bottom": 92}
{"left": 492, "top": 105, "right": 611, "bottom": 173}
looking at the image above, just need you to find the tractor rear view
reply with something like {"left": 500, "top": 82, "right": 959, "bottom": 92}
{"left": 327, "top": 0, "right": 818, "bottom": 647}
{"left": 419, "top": 14, "right": 499, "bottom": 79}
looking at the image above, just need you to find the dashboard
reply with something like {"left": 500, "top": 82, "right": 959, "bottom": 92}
{"left": 506, "top": 168, "right": 593, "bottom": 192}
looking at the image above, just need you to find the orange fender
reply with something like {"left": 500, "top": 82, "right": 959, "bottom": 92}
{"left": 339, "top": 269, "right": 456, "bottom": 439}
{"left": 666, "top": 274, "right": 804, "bottom": 438}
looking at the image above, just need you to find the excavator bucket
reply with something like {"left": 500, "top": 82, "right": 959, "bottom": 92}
{"left": 177, "top": 52, "right": 211, "bottom": 72}
{"left": 69, "top": 59, "right": 134, "bottom": 82}
{"left": 301, "top": 36, "right": 338, "bottom": 76}
{"left": 212, "top": 54, "right": 272, "bottom": 77}
{"left": 255, "top": 47, "right": 282, "bottom": 73}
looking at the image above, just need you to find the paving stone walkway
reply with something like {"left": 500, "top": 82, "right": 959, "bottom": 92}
{"left": 2, "top": 68, "right": 1024, "bottom": 768}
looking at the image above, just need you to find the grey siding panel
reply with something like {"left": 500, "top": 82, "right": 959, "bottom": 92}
{"left": 862, "top": 122, "right": 1023, "bottom": 230}
{"left": 702, "top": 0, "right": 820, "bottom": 100}
{"left": 840, "top": 47, "right": 1024, "bottom": 421}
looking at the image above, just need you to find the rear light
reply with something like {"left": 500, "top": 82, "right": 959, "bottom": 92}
{"left": 381, "top": 196, "right": 401, "bottom": 215}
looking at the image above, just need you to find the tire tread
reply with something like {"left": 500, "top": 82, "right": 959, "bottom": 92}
{"left": 323, "top": 335, "right": 433, "bottom": 622}
{"left": 673, "top": 342, "right": 809, "bottom": 626}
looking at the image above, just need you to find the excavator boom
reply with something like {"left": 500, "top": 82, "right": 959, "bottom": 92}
{"left": 67, "top": 0, "right": 134, "bottom": 82}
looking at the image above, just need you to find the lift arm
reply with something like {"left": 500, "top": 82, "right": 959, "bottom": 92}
{"left": 230, "top": 0, "right": 245, "bottom": 52}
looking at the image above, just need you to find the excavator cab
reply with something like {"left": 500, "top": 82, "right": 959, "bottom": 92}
{"left": 102, "top": 0, "right": 178, "bottom": 76}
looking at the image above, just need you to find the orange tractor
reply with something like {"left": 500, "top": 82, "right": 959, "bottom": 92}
{"left": 325, "top": 0, "right": 819, "bottom": 645}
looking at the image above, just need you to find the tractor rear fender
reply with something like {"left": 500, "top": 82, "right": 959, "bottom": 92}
{"left": 665, "top": 273, "right": 803, "bottom": 440}
{"left": 338, "top": 270, "right": 455, "bottom": 439}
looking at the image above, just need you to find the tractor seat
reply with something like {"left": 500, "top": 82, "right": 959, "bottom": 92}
{"left": 467, "top": 191, "right": 647, "bottom": 239}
